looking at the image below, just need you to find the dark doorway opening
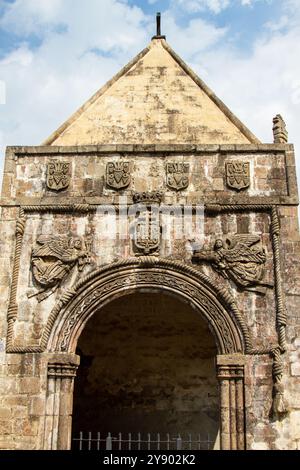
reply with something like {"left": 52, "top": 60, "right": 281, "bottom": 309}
{"left": 72, "top": 292, "right": 220, "bottom": 449}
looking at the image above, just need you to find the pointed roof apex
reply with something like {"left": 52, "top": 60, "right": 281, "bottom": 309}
{"left": 152, "top": 12, "right": 166, "bottom": 40}
{"left": 44, "top": 36, "right": 260, "bottom": 146}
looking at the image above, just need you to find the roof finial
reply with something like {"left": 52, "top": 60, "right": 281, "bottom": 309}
{"left": 157, "top": 12, "right": 161, "bottom": 36}
{"left": 152, "top": 12, "right": 166, "bottom": 40}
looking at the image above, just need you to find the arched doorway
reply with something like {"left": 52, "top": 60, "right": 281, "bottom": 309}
{"left": 72, "top": 291, "right": 220, "bottom": 450}
{"left": 44, "top": 258, "right": 247, "bottom": 450}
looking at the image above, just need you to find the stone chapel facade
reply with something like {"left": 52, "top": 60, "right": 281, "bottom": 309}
{"left": 0, "top": 33, "right": 300, "bottom": 450}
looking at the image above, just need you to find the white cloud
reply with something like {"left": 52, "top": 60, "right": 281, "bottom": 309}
{"left": 173, "top": 0, "right": 265, "bottom": 14}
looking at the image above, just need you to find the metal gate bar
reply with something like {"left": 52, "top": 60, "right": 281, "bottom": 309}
{"left": 73, "top": 432, "right": 213, "bottom": 450}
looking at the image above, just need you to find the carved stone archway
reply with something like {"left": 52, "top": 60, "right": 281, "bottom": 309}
{"left": 43, "top": 258, "right": 248, "bottom": 450}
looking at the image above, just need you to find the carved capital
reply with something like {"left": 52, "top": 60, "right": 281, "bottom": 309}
{"left": 47, "top": 363, "right": 78, "bottom": 379}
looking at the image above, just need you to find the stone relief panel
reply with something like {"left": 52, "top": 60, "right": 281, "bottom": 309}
{"left": 131, "top": 192, "right": 162, "bottom": 255}
{"left": 106, "top": 162, "right": 131, "bottom": 190}
{"left": 29, "top": 235, "right": 92, "bottom": 302}
{"left": 225, "top": 161, "right": 250, "bottom": 191}
{"left": 192, "top": 234, "right": 273, "bottom": 294}
{"left": 46, "top": 161, "right": 71, "bottom": 191}
{"left": 166, "top": 162, "right": 190, "bottom": 191}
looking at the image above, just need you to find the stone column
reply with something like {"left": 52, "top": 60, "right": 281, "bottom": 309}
{"left": 44, "top": 354, "right": 80, "bottom": 450}
{"left": 217, "top": 355, "right": 246, "bottom": 450}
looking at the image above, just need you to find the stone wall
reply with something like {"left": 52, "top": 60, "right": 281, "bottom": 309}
{"left": 0, "top": 143, "right": 299, "bottom": 450}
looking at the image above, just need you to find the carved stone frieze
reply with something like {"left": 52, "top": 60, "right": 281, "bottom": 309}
{"left": 46, "top": 161, "right": 71, "bottom": 191}
{"left": 166, "top": 162, "right": 189, "bottom": 191}
{"left": 29, "top": 235, "right": 92, "bottom": 302}
{"left": 193, "top": 234, "right": 273, "bottom": 294}
{"left": 106, "top": 162, "right": 131, "bottom": 189}
{"left": 225, "top": 161, "right": 250, "bottom": 191}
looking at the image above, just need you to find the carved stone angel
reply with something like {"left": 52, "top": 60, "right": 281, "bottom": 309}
{"left": 193, "top": 235, "right": 273, "bottom": 294}
{"left": 29, "top": 236, "right": 91, "bottom": 302}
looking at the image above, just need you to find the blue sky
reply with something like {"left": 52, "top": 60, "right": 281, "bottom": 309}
{"left": 0, "top": 0, "right": 300, "bottom": 183}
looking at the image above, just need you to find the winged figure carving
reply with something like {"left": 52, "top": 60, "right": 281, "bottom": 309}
{"left": 193, "top": 235, "right": 273, "bottom": 294}
{"left": 29, "top": 235, "right": 91, "bottom": 302}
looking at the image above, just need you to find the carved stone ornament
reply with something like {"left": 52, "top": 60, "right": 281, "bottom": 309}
{"left": 225, "top": 161, "right": 250, "bottom": 191}
{"left": 131, "top": 191, "right": 162, "bottom": 255}
{"left": 166, "top": 163, "right": 189, "bottom": 191}
{"left": 46, "top": 161, "right": 71, "bottom": 191}
{"left": 106, "top": 162, "right": 131, "bottom": 190}
{"left": 132, "top": 191, "right": 163, "bottom": 206}
{"left": 29, "top": 235, "right": 91, "bottom": 302}
{"left": 193, "top": 234, "right": 273, "bottom": 294}
{"left": 133, "top": 211, "right": 161, "bottom": 255}
{"left": 273, "top": 114, "right": 288, "bottom": 144}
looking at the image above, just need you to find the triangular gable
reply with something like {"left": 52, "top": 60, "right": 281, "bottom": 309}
{"left": 44, "top": 39, "right": 260, "bottom": 146}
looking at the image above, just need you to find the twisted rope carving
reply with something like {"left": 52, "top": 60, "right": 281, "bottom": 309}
{"left": 23, "top": 204, "right": 94, "bottom": 213}
{"left": 271, "top": 207, "right": 287, "bottom": 352}
{"left": 6, "top": 208, "right": 26, "bottom": 352}
{"left": 271, "top": 346, "right": 289, "bottom": 416}
{"left": 205, "top": 204, "right": 272, "bottom": 213}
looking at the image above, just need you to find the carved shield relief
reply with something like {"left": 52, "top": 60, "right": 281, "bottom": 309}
{"left": 166, "top": 163, "right": 189, "bottom": 191}
{"left": 46, "top": 161, "right": 71, "bottom": 191}
{"left": 106, "top": 162, "right": 131, "bottom": 190}
{"left": 134, "top": 215, "right": 160, "bottom": 255}
{"left": 225, "top": 161, "right": 250, "bottom": 191}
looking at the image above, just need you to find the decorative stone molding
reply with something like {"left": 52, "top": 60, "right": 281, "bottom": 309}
{"left": 45, "top": 257, "right": 247, "bottom": 355}
{"left": 44, "top": 355, "right": 79, "bottom": 450}
{"left": 217, "top": 355, "right": 246, "bottom": 450}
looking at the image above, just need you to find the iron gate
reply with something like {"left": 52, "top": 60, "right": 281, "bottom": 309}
{"left": 72, "top": 432, "right": 214, "bottom": 450}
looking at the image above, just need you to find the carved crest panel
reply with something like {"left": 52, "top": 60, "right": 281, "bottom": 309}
{"left": 133, "top": 211, "right": 161, "bottom": 255}
{"left": 166, "top": 163, "right": 189, "bottom": 191}
{"left": 46, "top": 161, "right": 71, "bottom": 191}
{"left": 225, "top": 161, "right": 250, "bottom": 191}
{"left": 106, "top": 162, "right": 131, "bottom": 190}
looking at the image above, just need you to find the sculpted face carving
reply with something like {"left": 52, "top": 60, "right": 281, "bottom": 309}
{"left": 193, "top": 234, "right": 273, "bottom": 294}
{"left": 29, "top": 235, "right": 91, "bottom": 302}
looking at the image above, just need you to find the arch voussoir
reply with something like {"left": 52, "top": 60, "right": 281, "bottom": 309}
{"left": 46, "top": 258, "right": 249, "bottom": 355}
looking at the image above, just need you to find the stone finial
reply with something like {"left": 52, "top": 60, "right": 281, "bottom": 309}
{"left": 273, "top": 114, "right": 288, "bottom": 144}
